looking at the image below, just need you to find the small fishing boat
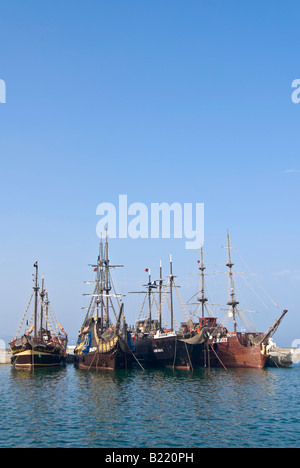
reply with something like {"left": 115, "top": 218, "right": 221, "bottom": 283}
{"left": 75, "top": 234, "right": 135, "bottom": 370}
{"left": 10, "top": 262, "right": 68, "bottom": 369}
{"left": 266, "top": 340, "right": 293, "bottom": 368}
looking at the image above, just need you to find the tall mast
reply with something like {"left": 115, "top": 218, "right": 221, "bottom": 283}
{"left": 83, "top": 236, "right": 124, "bottom": 329}
{"left": 44, "top": 291, "right": 49, "bottom": 332}
{"left": 148, "top": 268, "right": 152, "bottom": 331}
{"left": 105, "top": 230, "right": 111, "bottom": 327}
{"left": 170, "top": 253, "right": 174, "bottom": 331}
{"left": 225, "top": 230, "right": 239, "bottom": 332}
{"left": 40, "top": 273, "right": 45, "bottom": 336}
{"left": 99, "top": 233, "right": 104, "bottom": 327}
{"left": 33, "top": 261, "right": 39, "bottom": 339}
{"left": 198, "top": 247, "right": 208, "bottom": 318}
{"left": 129, "top": 267, "right": 158, "bottom": 332}
{"left": 159, "top": 259, "right": 163, "bottom": 329}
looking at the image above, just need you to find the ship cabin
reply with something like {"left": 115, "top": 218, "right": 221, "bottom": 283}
{"left": 135, "top": 319, "right": 159, "bottom": 335}
{"left": 198, "top": 316, "right": 217, "bottom": 330}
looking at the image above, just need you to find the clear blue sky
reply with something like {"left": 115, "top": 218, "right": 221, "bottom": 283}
{"left": 0, "top": 1, "right": 300, "bottom": 345}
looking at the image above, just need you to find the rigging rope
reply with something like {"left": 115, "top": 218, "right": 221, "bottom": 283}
{"left": 14, "top": 292, "right": 34, "bottom": 339}
{"left": 235, "top": 250, "right": 281, "bottom": 311}
{"left": 135, "top": 293, "right": 148, "bottom": 323}
{"left": 173, "top": 280, "right": 193, "bottom": 325}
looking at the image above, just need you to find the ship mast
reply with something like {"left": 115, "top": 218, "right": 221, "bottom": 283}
{"left": 33, "top": 261, "right": 39, "bottom": 340}
{"left": 147, "top": 269, "right": 152, "bottom": 331}
{"left": 99, "top": 233, "right": 104, "bottom": 327}
{"left": 225, "top": 230, "right": 239, "bottom": 332}
{"left": 198, "top": 247, "right": 208, "bottom": 318}
{"left": 40, "top": 273, "right": 45, "bottom": 337}
{"left": 83, "top": 233, "right": 124, "bottom": 329}
{"left": 129, "top": 267, "right": 158, "bottom": 332}
{"left": 44, "top": 291, "right": 49, "bottom": 332}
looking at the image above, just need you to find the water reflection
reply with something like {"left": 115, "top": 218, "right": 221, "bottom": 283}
{"left": 1, "top": 365, "right": 300, "bottom": 447}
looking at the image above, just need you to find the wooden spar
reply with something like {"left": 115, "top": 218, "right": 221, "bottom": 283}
{"left": 115, "top": 303, "right": 124, "bottom": 334}
{"left": 198, "top": 247, "right": 208, "bottom": 318}
{"left": 83, "top": 294, "right": 123, "bottom": 298}
{"left": 82, "top": 233, "right": 124, "bottom": 328}
{"left": 225, "top": 230, "right": 239, "bottom": 332}
{"left": 255, "top": 309, "right": 288, "bottom": 346}
{"left": 170, "top": 253, "right": 174, "bottom": 331}
{"left": 128, "top": 267, "right": 159, "bottom": 331}
{"left": 105, "top": 230, "right": 110, "bottom": 327}
{"left": 159, "top": 259, "right": 163, "bottom": 329}
{"left": 100, "top": 233, "right": 103, "bottom": 328}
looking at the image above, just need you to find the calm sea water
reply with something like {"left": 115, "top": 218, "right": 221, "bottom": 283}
{"left": 0, "top": 364, "right": 299, "bottom": 448}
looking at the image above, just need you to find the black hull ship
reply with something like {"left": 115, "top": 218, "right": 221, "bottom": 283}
{"left": 10, "top": 332, "right": 66, "bottom": 369}
{"left": 10, "top": 262, "right": 68, "bottom": 369}
{"left": 132, "top": 256, "right": 208, "bottom": 370}
{"left": 132, "top": 329, "right": 158, "bottom": 368}
{"left": 151, "top": 329, "right": 208, "bottom": 370}
{"left": 75, "top": 234, "right": 134, "bottom": 370}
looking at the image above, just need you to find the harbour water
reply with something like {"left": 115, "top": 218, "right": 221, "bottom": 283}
{"left": 0, "top": 364, "right": 299, "bottom": 448}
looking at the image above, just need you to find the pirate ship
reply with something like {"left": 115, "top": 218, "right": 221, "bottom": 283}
{"left": 130, "top": 263, "right": 163, "bottom": 367}
{"left": 75, "top": 234, "right": 134, "bottom": 370}
{"left": 132, "top": 255, "right": 208, "bottom": 370}
{"left": 10, "top": 262, "right": 68, "bottom": 369}
{"left": 189, "top": 233, "right": 288, "bottom": 369}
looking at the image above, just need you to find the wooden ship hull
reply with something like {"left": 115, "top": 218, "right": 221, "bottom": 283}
{"left": 10, "top": 335, "right": 66, "bottom": 369}
{"left": 194, "top": 310, "right": 288, "bottom": 370}
{"left": 197, "top": 332, "right": 268, "bottom": 369}
{"left": 77, "top": 348, "right": 131, "bottom": 370}
{"left": 131, "top": 256, "right": 209, "bottom": 371}
{"left": 75, "top": 234, "right": 137, "bottom": 371}
{"left": 76, "top": 333, "right": 133, "bottom": 370}
{"left": 75, "top": 300, "right": 134, "bottom": 371}
{"left": 132, "top": 335, "right": 159, "bottom": 368}
{"left": 151, "top": 330, "right": 208, "bottom": 370}
{"left": 190, "top": 237, "right": 288, "bottom": 371}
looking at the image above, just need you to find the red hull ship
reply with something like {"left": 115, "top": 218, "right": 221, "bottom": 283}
{"left": 196, "top": 315, "right": 287, "bottom": 370}
{"left": 208, "top": 331, "right": 267, "bottom": 369}
{"left": 191, "top": 233, "right": 287, "bottom": 370}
